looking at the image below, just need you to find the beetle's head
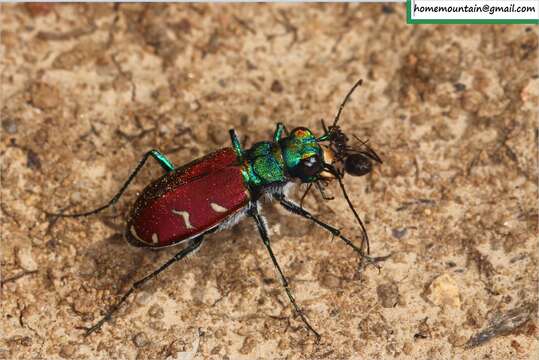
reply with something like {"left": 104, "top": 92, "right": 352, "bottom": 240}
{"left": 281, "top": 127, "right": 324, "bottom": 183}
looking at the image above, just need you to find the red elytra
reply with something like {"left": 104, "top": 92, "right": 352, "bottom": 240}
{"left": 126, "top": 147, "right": 249, "bottom": 247}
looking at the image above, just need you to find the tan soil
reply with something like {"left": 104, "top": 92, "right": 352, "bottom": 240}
{"left": 1, "top": 4, "right": 537, "bottom": 360}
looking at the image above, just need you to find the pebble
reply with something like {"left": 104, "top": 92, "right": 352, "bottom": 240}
{"left": 148, "top": 303, "right": 164, "bottom": 319}
{"left": 270, "top": 80, "right": 284, "bottom": 93}
{"left": 59, "top": 344, "right": 76, "bottom": 358}
{"left": 16, "top": 247, "right": 38, "bottom": 272}
{"left": 391, "top": 228, "right": 407, "bottom": 239}
{"left": 239, "top": 336, "right": 256, "bottom": 355}
{"left": 377, "top": 282, "right": 400, "bottom": 308}
{"left": 136, "top": 290, "right": 152, "bottom": 305}
{"left": 30, "top": 82, "right": 61, "bottom": 110}
{"left": 1, "top": 118, "right": 17, "bottom": 134}
{"left": 133, "top": 332, "right": 150, "bottom": 347}
{"left": 26, "top": 149, "right": 41, "bottom": 170}
{"left": 427, "top": 273, "right": 461, "bottom": 308}
{"left": 78, "top": 257, "right": 97, "bottom": 276}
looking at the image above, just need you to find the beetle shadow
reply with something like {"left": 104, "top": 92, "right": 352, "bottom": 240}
{"left": 74, "top": 214, "right": 258, "bottom": 309}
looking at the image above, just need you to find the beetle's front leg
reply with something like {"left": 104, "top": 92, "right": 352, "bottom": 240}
{"left": 273, "top": 122, "right": 289, "bottom": 142}
{"left": 229, "top": 129, "right": 244, "bottom": 162}
{"left": 249, "top": 203, "right": 321, "bottom": 341}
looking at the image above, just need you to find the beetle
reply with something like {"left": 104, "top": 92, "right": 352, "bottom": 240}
{"left": 50, "top": 79, "right": 383, "bottom": 341}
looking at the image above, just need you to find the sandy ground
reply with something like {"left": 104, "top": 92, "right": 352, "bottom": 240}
{"left": 1, "top": 3, "right": 537, "bottom": 360}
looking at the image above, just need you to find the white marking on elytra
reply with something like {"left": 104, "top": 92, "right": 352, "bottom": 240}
{"left": 151, "top": 233, "right": 159, "bottom": 244}
{"left": 172, "top": 209, "right": 194, "bottom": 229}
{"left": 210, "top": 202, "right": 228, "bottom": 213}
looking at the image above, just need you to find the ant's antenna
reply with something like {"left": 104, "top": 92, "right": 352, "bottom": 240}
{"left": 323, "top": 164, "right": 370, "bottom": 255}
{"left": 331, "top": 79, "right": 363, "bottom": 128}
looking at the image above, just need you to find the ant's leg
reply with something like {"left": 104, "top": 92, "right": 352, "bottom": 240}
{"left": 249, "top": 204, "right": 321, "bottom": 341}
{"left": 49, "top": 149, "right": 174, "bottom": 218}
{"left": 84, "top": 235, "right": 204, "bottom": 336}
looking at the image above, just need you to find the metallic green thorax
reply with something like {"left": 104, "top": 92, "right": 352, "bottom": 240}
{"left": 231, "top": 126, "right": 323, "bottom": 190}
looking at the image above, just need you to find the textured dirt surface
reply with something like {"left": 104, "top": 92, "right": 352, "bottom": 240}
{"left": 1, "top": 4, "right": 538, "bottom": 360}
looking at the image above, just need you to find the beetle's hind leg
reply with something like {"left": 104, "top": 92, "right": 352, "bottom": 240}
{"left": 48, "top": 150, "right": 174, "bottom": 218}
{"left": 249, "top": 204, "right": 321, "bottom": 341}
{"left": 83, "top": 235, "right": 204, "bottom": 336}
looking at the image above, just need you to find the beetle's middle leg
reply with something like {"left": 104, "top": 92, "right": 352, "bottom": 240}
{"left": 249, "top": 204, "right": 321, "bottom": 341}
{"left": 83, "top": 235, "right": 204, "bottom": 336}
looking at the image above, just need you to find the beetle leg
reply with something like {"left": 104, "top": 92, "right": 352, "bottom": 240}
{"left": 276, "top": 195, "right": 390, "bottom": 270}
{"left": 273, "top": 122, "right": 289, "bottom": 142}
{"left": 84, "top": 235, "right": 204, "bottom": 336}
{"left": 229, "top": 129, "right": 244, "bottom": 163}
{"left": 249, "top": 204, "right": 321, "bottom": 342}
{"left": 149, "top": 149, "right": 175, "bottom": 172}
{"left": 47, "top": 149, "right": 174, "bottom": 218}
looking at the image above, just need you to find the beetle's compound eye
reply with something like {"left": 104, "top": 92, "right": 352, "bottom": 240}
{"left": 345, "top": 153, "right": 372, "bottom": 176}
{"left": 291, "top": 155, "right": 323, "bottom": 181}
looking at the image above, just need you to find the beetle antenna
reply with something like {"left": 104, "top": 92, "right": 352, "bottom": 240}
{"left": 331, "top": 79, "right": 363, "bottom": 128}
{"left": 324, "top": 164, "right": 370, "bottom": 255}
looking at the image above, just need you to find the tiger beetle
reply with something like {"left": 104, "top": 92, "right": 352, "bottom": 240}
{"left": 50, "top": 79, "right": 384, "bottom": 341}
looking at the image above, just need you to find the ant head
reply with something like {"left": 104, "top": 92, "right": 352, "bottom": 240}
{"left": 318, "top": 123, "right": 382, "bottom": 178}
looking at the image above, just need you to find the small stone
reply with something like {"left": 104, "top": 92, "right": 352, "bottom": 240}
{"left": 59, "top": 344, "right": 76, "bottom": 358}
{"left": 30, "top": 82, "right": 61, "bottom": 110}
{"left": 189, "top": 100, "right": 201, "bottom": 112}
{"left": 271, "top": 80, "right": 284, "bottom": 93}
{"left": 148, "top": 304, "right": 164, "bottom": 319}
{"left": 78, "top": 257, "right": 97, "bottom": 276}
{"left": 239, "top": 336, "right": 256, "bottom": 355}
{"left": 320, "top": 271, "right": 341, "bottom": 289}
{"left": 391, "top": 228, "right": 407, "bottom": 239}
{"left": 453, "top": 83, "right": 466, "bottom": 92}
{"left": 1, "top": 118, "right": 17, "bottom": 134}
{"left": 133, "top": 332, "right": 150, "bottom": 347}
{"left": 377, "top": 282, "right": 399, "bottom": 308}
{"left": 461, "top": 90, "right": 484, "bottom": 113}
{"left": 26, "top": 149, "right": 41, "bottom": 170}
{"left": 136, "top": 291, "right": 152, "bottom": 305}
{"left": 402, "top": 341, "right": 413, "bottom": 355}
{"left": 149, "top": 320, "right": 166, "bottom": 331}
{"left": 16, "top": 247, "right": 38, "bottom": 272}
{"left": 427, "top": 274, "right": 461, "bottom": 308}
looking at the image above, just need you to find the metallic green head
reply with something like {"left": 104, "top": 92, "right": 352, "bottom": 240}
{"left": 279, "top": 127, "right": 325, "bottom": 183}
